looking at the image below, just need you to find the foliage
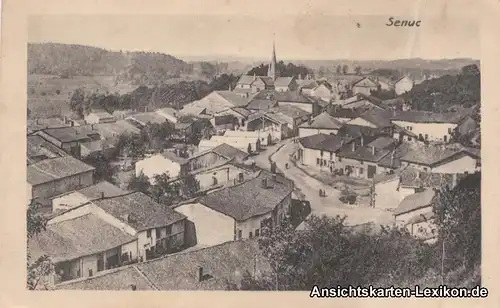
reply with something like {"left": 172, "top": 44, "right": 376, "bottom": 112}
{"left": 433, "top": 172, "right": 481, "bottom": 272}
{"left": 128, "top": 171, "right": 151, "bottom": 194}
{"left": 404, "top": 64, "right": 480, "bottom": 112}
{"left": 335, "top": 65, "right": 342, "bottom": 74}
{"left": 370, "top": 88, "right": 397, "bottom": 100}
{"left": 247, "top": 61, "right": 314, "bottom": 79}
{"left": 27, "top": 199, "right": 55, "bottom": 290}
{"left": 354, "top": 66, "right": 362, "bottom": 75}
{"left": 369, "top": 68, "right": 402, "bottom": 81}
{"left": 83, "top": 153, "right": 116, "bottom": 183}
{"left": 342, "top": 64, "right": 349, "bottom": 75}
{"left": 178, "top": 174, "right": 201, "bottom": 198}
{"left": 115, "top": 133, "right": 148, "bottom": 158}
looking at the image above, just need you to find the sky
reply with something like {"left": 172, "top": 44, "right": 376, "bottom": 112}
{"left": 28, "top": 13, "right": 479, "bottom": 61}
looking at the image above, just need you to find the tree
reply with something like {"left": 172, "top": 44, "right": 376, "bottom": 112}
{"left": 83, "top": 153, "right": 115, "bottom": 182}
{"left": 354, "top": 66, "right": 362, "bottom": 75}
{"left": 178, "top": 173, "right": 200, "bottom": 198}
{"left": 342, "top": 65, "right": 349, "bottom": 75}
{"left": 247, "top": 143, "right": 252, "bottom": 154}
{"left": 27, "top": 199, "right": 55, "bottom": 290}
{"left": 69, "top": 88, "right": 86, "bottom": 118}
{"left": 151, "top": 172, "right": 178, "bottom": 205}
{"left": 128, "top": 171, "right": 151, "bottom": 194}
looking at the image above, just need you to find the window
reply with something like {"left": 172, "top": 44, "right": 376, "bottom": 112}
{"left": 156, "top": 228, "right": 161, "bottom": 239}
{"left": 408, "top": 137, "right": 412, "bottom": 141}
{"left": 147, "top": 230, "right": 152, "bottom": 238}
{"left": 249, "top": 231, "right": 253, "bottom": 238}
{"left": 330, "top": 152, "right": 333, "bottom": 160}
{"left": 212, "top": 176, "right": 218, "bottom": 185}
{"left": 360, "top": 168, "right": 364, "bottom": 175}
{"left": 423, "top": 167, "right": 428, "bottom": 172}
{"left": 360, "top": 161, "right": 364, "bottom": 165}
{"left": 320, "top": 150, "right": 324, "bottom": 157}
{"left": 448, "top": 128, "right": 452, "bottom": 134}
{"left": 238, "top": 230, "right": 242, "bottom": 239}
{"left": 88, "top": 269, "right": 93, "bottom": 277}
{"left": 444, "top": 135, "right": 448, "bottom": 142}
{"left": 255, "top": 229, "right": 260, "bottom": 236}
{"left": 166, "top": 225, "right": 172, "bottom": 235}
{"left": 316, "top": 158, "right": 320, "bottom": 165}
{"left": 338, "top": 157, "right": 342, "bottom": 162}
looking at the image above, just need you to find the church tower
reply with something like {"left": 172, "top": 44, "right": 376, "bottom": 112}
{"left": 267, "top": 36, "right": 278, "bottom": 80}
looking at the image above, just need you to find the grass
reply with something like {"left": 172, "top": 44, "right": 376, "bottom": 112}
{"left": 27, "top": 74, "right": 137, "bottom": 119}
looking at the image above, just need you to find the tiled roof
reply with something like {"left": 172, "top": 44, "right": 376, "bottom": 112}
{"left": 247, "top": 99, "right": 277, "bottom": 110}
{"left": 27, "top": 135, "right": 68, "bottom": 163}
{"left": 236, "top": 75, "right": 256, "bottom": 85}
{"left": 200, "top": 170, "right": 293, "bottom": 221}
{"left": 127, "top": 112, "right": 167, "bottom": 126}
{"left": 298, "top": 134, "right": 347, "bottom": 152}
{"left": 211, "top": 143, "right": 249, "bottom": 162}
{"left": 352, "top": 77, "right": 378, "bottom": 88}
{"left": 231, "top": 107, "right": 253, "bottom": 117}
{"left": 394, "top": 189, "right": 436, "bottom": 216}
{"left": 259, "top": 76, "right": 275, "bottom": 87}
{"left": 93, "top": 120, "right": 141, "bottom": 140}
{"left": 399, "top": 143, "right": 471, "bottom": 167}
{"left": 357, "top": 108, "right": 393, "bottom": 128}
{"left": 337, "top": 143, "right": 393, "bottom": 163}
{"left": 28, "top": 213, "right": 136, "bottom": 263}
{"left": 57, "top": 266, "right": 155, "bottom": 290}
{"left": 27, "top": 156, "right": 95, "bottom": 186}
{"left": 92, "top": 192, "right": 186, "bottom": 231}
{"left": 337, "top": 124, "right": 381, "bottom": 139}
{"left": 27, "top": 118, "right": 71, "bottom": 133}
{"left": 367, "top": 136, "right": 398, "bottom": 149}
{"left": 77, "top": 181, "right": 129, "bottom": 200}
{"left": 300, "top": 112, "right": 343, "bottom": 129}
{"left": 88, "top": 110, "right": 114, "bottom": 119}
{"left": 297, "top": 80, "right": 319, "bottom": 89}
{"left": 390, "top": 111, "right": 465, "bottom": 124}
{"left": 328, "top": 109, "right": 361, "bottom": 119}
{"left": 57, "top": 239, "right": 269, "bottom": 290}
{"left": 161, "top": 151, "right": 189, "bottom": 165}
{"left": 271, "top": 105, "right": 310, "bottom": 119}
{"left": 213, "top": 114, "right": 236, "bottom": 125}
{"left": 275, "top": 91, "right": 315, "bottom": 104}
{"left": 38, "top": 125, "right": 99, "bottom": 143}
{"left": 216, "top": 91, "right": 251, "bottom": 107}
{"left": 156, "top": 107, "right": 178, "bottom": 118}
{"left": 247, "top": 110, "right": 288, "bottom": 125}
{"left": 274, "top": 76, "right": 295, "bottom": 87}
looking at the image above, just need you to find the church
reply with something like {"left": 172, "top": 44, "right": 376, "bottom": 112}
{"left": 233, "top": 40, "right": 299, "bottom": 95}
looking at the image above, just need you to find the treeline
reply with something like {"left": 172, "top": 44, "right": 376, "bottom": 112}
{"left": 230, "top": 172, "right": 481, "bottom": 290}
{"left": 404, "top": 64, "right": 480, "bottom": 112}
{"left": 69, "top": 73, "right": 239, "bottom": 117}
{"left": 247, "top": 61, "right": 314, "bottom": 79}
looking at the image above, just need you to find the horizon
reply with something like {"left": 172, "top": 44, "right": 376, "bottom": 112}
{"left": 28, "top": 14, "right": 479, "bottom": 61}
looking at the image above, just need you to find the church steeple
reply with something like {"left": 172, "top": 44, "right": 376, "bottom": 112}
{"left": 267, "top": 35, "right": 277, "bottom": 80}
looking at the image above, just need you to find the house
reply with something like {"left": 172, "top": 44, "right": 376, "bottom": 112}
{"left": 28, "top": 212, "right": 138, "bottom": 284}
{"left": 395, "top": 142, "right": 480, "bottom": 174}
{"left": 296, "top": 134, "right": 350, "bottom": 172}
{"left": 375, "top": 76, "right": 395, "bottom": 91}
{"left": 298, "top": 112, "right": 343, "bottom": 138}
{"left": 214, "top": 107, "right": 253, "bottom": 130}
{"left": 188, "top": 143, "right": 249, "bottom": 174}
{"left": 126, "top": 112, "right": 167, "bottom": 129}
{"left": 336, "top": 124, "right": 383, "bottom": 140}
{"left": 34, "top": 125, "right": 101, "bottom": 158}
{"left": 336, "top": 136, "right": 399, "bottom": 179}
{"left": 390, "top": 111, "right": 466, "bottom": 142}
{"left": 275, "top": 91, "right": 321, "bottom": 115}
{"left": 56, "top": 239, "right": 269, "bottom": 290}
{"left": 46, "top": 192, "right": 187, "bottom": 272}
{"left": 27, "top": 156, "right": 95, "bottom": 206}
{"left": 269, "top": 105, "right": 311, "bottom": 136}
{"left": 174, "top": 121, "right": 195, "bottom": 139}
{"left": 92, "top": 120, "right": 141, "bottom": 142}
{"left": 234, "top": 75, "right": 274, "bottom": 93}
{"left": 181, "top": 91, "right": 250, "bottom": 116}
{"left": 210, "top": 114, "right": 238, "bottom": 134}
{"left": 310, "top": 82, "right": 333, "bottom": 102}
{"left": 371, "top": 172, "right": 402, "bottom": 210}
{"left": 339, "top": 94, "right": 385, "bottom": 110}
{"left": 351, "top": 77, "right": 379, "bottom": 96}
{"left": 135, "top": 151, "right": 190, "bottom": 182}
{"left": 455, "top": 115, "right": 479, "bottom": 137}
{"left": 175, "top": 171, "right": 293, "bottom": 247}
{"left": 27, "top": 117, "right": 71, "bottom": 134}
{"left": 155, "top": 107, "right": 179, "bottom": 123}
{"left": 327, "top": 108, "right": 361, "bottom": 123}
{"left": 297, "top": 80, "right": 319, "bottom": 95}
{"left": 27, "top": 135, "right": 68, "bottom": 164}
{"left": 392, "top": 124, "right": 420, "bottom": 143}
{"left": 223, "top": 130, "right": 272, "bottom": 147}
{"left": 274, "top": 76, "right": 298, "bottom": 92}
{"left": 347, "top": 108, "right": 393, "bottom": 130}
{"left": 245, "top": 111, "right": 289, "bottom": 142}
{"left": 112, "top": 109, "right": 137, "bottom": 120}
{"left": 84, "top": 110, "right": 116, "bottom": 124}
{"left": 208, "top": 135, "right": 261, "bottom": 153}
{"left": 393, "top": 189, "right": 438, "bottom": 242}
{"left": 51, "top": 181, "right": 128, "bottom": 212}
{"left": 394, "top": 76, "right": 414, "bottom": 95}
{"left": 80, "top": 139, "right": 116, "bottom": 159}
{"left": 185, "top": 161, "right": 256, "bottom": 192}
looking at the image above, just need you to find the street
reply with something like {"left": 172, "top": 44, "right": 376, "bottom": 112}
{"left": 269, "top": 140, "right": 394, "bottom": 227}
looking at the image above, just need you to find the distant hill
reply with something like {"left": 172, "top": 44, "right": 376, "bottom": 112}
{"left": 28, "top": 43, "right": 192, "bottom": 84}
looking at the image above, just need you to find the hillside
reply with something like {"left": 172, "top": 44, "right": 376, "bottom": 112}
{"left": 28, "top": 43, "right": 192, "bottom": 84}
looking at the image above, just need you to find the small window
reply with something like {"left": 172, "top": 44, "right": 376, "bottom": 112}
{"left": 238, "top": 230, "right": 242, "bottom": 239}
{"left": 156, "top": 228, "right": 161, "bottom": 238}
{"left": 147, "top": 230, "right": 152, "bottom": 238}
{"left": 88, "top": 269, "right": 93, "bottom": 277}
{"left": 166, "top": 225, "right": 172, "bottom": 235}
{"left": 320, "top": 150, "right": 324, "bottom": 157}
{"left": 360, "top": 161, "right": 364, "bottom": 165}
{"left": 360, "top": 168, "right": 364, "bottom": 175}
{"left": 448, "top": 128, "right": 452, "bottom": 134}
{"left": 338, "top": 157, "right": 342, "bottom": 162}
{"left": 255, "top": 229, "right": 260, "bottom": 236}
{"left": 249, "top": 231, "right": 253, "bottom": 238}
{"left": 212, "top": 176, "right": 218, "bottom": 185}
{"left": 423, "top": 167, "right": 428, "bottom": 172}
{"left": 316, "top": 158, "right": 320, "bottom": 165}
{"left": 330, "top": 152, "right": 333, "bottom": 160}
{"left": 408, "top": 137, "right": 412, "bottom": 141}
{"left": 444, "top": 135, "right": 448, "bottom": 142}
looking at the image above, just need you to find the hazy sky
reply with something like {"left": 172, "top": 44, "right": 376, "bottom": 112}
{"left": 28, "top": 14, "right": 479, "bottom": 61}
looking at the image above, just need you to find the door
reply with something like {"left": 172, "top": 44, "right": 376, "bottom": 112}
{"left": 367, "top": 165, "right": 377, "bottom": 179}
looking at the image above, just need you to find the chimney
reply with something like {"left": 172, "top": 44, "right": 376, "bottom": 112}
{"left": 130, "top": 284, "right": 137, "bottom": 291}
{"left": 261, "top": 178, "right": 268, "bottom": 189}
{"left": 371, "top": 146, "right": 375, "bottom": 156}
{"left": 198, "top": 267, "right": 204, "bottom": 282}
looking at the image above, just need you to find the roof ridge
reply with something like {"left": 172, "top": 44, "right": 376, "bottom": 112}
{"left": 132, "top": 265, "right": 160, "bottom": 290}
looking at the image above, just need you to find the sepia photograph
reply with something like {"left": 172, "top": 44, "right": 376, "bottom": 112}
{"left": 24, "top": 9, "right": 482, "bottom": 293}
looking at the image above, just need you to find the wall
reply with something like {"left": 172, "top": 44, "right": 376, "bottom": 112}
{"left": 121, "top": 240, "right": 139, "bottom": 262}
{"left": 336, "top": 156, "right": 380, "bottom": 179}
{"left": 407, "top": 219, "right": 437, "bottom": 240}
{"left": 395, "top": 79, "right": 413, "bottom": 95}
{"left": 135, "top": 155, "right": 181, "bottom": 182}
{"left": 81, "top": 254, "right": 99, "bottom": 278}
{"left": 395, "top": 205, "right": 433, "bottom": 225}
{"left": 311, "top": 85, "right": 332, "bottom": 101}
{"left": 194, "top": 165, "right": 250, "bottom": 191}
{"left": 188, "top": 151, "right": 228, "bottom": 172}
{"left": 374, "top": 178, "right": 400, "bottom": 210}
{"left": 31, "top": 171, "right": 94, "bottom": 202}
{"left": 432, "top": 155, "right": 478, "bottom": 174}
{"left": 399, "top": 187, "right": 417, "bottom": 202}
{"left": 391, "top": 120, "right": 457, "bottom": 142}
{"left": 352, "top": 86, "right": 374, "bottom": 96}
{"left": 298, "top": 127, "right": 338, "bottom": 138}
{"left": 136, "top": 219, "right": 186, "bottom": 260}
{"left": 175, "top": 202, "right": 235, "bottom": 247}
{"left": 277, "top": 101, "right": 313, "bottom": 114}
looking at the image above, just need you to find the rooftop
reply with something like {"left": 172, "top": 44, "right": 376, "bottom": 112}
{"left": 299, "top": 112, "right": 343, "bottom": 129}
{"left": 231, "top": 107, "right": 253, "bottom": 117}
{"left": 77, "top": 181, "right": 129, "bottom": 200}
{"left": 338, "top": 141, "right": 395, "bottom": 163}
{"left": 400, "top": 167, "right": 466, "bottom": 188}
{"left": 274, "top": 76, "right": 295, "bottom": 87}
{"left": 328, "top": 109, "right": 362, "bottom": 119}
{"left": 161, "top": 150, "right": 190, "bottom": 165}
{"left": 357, "top": 108, "right": 393, "bottom": 128}
{"left": 337, "top": 124, "right": 382, "bottom": 139}
{"left": 29, "top": 213, "right": 136, "bottom": 263}
{"left": 87, "top": 110, "right": 114, "bottom": 119}
{"left": 38, "top": 125, "right": 100, "bottom": 143}
{"left": 92, "top": 192, "right": 187, "bottom": 231}
{"left": 27, "top": 135, "right": 68, "bottom": 163}
{"left": 200, "top": 170, "right": 294, "bottom": 221}
{"left": 93, "top": 120, "right": 141, "bottom": 140}
{"left": 394, "top": 189, "right": 437, "bottom": 216}
{"left": 399, "top": 143, "right": 472, "bottom": 167}
{"left": 27, "top": 156, "right": 95, "bottom": 186}
{"left": 27, "top": 117, "right": 71, "bottom": 133}
{"left": 274, "top": 91, "right": 315, "bottom": 104}
{"left": 216, "top": 90, "right": 251, "bottom": 107}
{"left": 271, "top": 104, "right": 310, "bottom": 119}
{"left": 127, "top": 112, "right": 167, "bottom": 126}
{"left": 57, "top": 239, "right": 269, "bottom": 290}
{"left": 207, "top": 143, "right": 249, "bottom": 162}
{"left": 246, "top": 99, "right": 277, "bottom": 110}
{"left": 298, "top": 134, "right": 348, "bottom": 152}
{"left": 390, "top": 110, "right": 466, "bottom": 124}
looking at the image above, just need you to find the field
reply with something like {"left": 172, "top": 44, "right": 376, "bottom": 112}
{"left": 27, "top": 74, "right": 137, "bottom": 119}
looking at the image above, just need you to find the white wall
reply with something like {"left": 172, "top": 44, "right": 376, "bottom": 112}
{"left": 52, "top": 192, "right": 90, "bottom": 212}
{"left": 391, "top": 120, "right": 457, "bottom": 142}
{"left": 121, "top": 240, "right": 139, "bottom": 261}
{"left": 432, "top": 155, "right": 478, "bottom": 174}
{"left": 81, "top": 254, "right": 98, "bottom": 278}
{"left": 135, "top": 154, "right": 181, "bottom": 182}
{"left": 347, "top": 117, "right": 377, "bottom": 128}
{"left": 175, "top": 202, "right": 235, "bottom": 247}
{"left": 236, "top": 212, "right": 272, "bottom": 239}
{"left": 395, "top": 78, "right": 413, "bottom": 95}
{"left": 374, "top": 178, "right": 400, "bottom": 210}
{"left": 399, "top": 187, "right": 417, "bottom": 201}
{"left": 298, "top": 127, "right": 338, "bottom": 138}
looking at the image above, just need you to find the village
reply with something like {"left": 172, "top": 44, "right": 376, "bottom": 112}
{"left": 26, "top": 40, "right": 481, "bottom": 290}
